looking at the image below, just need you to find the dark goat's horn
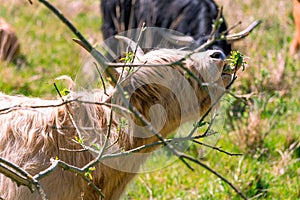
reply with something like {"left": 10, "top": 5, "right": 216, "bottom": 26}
{"left": 160, "top": 31, "right": 195, "bottom": 46}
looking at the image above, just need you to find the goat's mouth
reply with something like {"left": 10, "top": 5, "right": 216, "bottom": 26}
{"left": 222, "top": 65, "right": 234, "bottom": 76}
{"left": 220, "top": 63, "right": 238, "bottom": 85}
{"left": 221, "top": 60, "right": 241, "bottom": 76}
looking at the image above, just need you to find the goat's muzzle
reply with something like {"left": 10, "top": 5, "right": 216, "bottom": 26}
{"left": 208, "top": 50, "right": 233, "bottom": 86}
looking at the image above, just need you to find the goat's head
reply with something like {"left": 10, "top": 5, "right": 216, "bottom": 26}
{"left": 189, "top": 49, "right": 230, "bottom": 85}
{"left": 108, "top": 36, "right": 234, "bottom": 140}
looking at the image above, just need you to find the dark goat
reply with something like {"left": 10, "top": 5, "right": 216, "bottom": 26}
{"left": 101, "top": 0, "right": 231, "bottom": 55}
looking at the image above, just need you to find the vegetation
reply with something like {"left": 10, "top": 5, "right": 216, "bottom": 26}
{"left": 0, "top": 0, "right": 299, "bottom": 199}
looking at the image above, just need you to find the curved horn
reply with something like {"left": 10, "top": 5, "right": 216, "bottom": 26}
{"left": 114, "top": 35, "right": 144, "bottom": 58}
{"left": 160, "top": 31, "right": 195, "bottom": 46}
{"left": 225, "top": 20, "right": 262, "bottom": 42}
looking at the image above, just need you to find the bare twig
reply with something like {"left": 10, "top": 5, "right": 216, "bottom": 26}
{"left": 53, "top": 82, "right": 105, "bottom": 197}
{"left": 0, "top": 99, "right": 130, "bottom": 115}
{"left": 132, "top": 22, "right": 146, "bottom": 63}
{"left": 32, "top": 0, "right": 119, "bottom": 86}
{"left": 33, "top": 158, "right": 104, "bottom": 199}
{"left": 59, "top": 147, "right": 87, "bottom": 153}
{"left": 192, "top": 140, "right": 243, "bottom": 156}
{"left": 221, "top": 21, "right": 242, "bottom": 36}
{"left": 209, "top": 6, "right": 223, "bottom": 39}
{"left": 179, "top": 153, "right": 248, "bottom": 200}
{"left": 53, "top": 83, "right": 63, "bottom": 99}
{"left": 81, "top": 109, "right": 114, "bottom": 172}
{"left": 0, "top": 158, "right": 48, "bottom": 200}
{"left": 93, "top": 62, "right": 109, "bottom": 96}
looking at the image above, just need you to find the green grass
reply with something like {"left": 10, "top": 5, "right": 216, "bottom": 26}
{"left": 0, "top": 0, "right": 100, "bottom": 97}
{"left": 1, "top": 0, "right": 300, "bottom": 199}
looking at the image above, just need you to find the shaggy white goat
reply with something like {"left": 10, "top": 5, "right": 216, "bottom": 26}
{"left": 0, "top": 48, "right": 233, "bottom": 200}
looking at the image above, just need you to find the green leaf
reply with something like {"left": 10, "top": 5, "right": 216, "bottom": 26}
{"left": 74, "top": 136, "right": 84, "bottom": 144}
{"left": 228, "top": 50, "right": 247, "bottom": 71}
{"left": 60, "top": 88, "right": 70, "bottom": 96}
{"left": 85, "top": 167, "right": 96, "bottom": 180}
{"left": 120, "top": 51, "right": 135, "bottom": 64}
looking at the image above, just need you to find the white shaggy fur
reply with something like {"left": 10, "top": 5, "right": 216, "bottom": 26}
{"left": 0, "top": 49, "right": 229, "bottom": 200}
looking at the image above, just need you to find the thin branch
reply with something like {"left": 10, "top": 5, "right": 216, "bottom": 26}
{"left": 188, "top": 89, "right": 227, "bottom": 138}
{"left": 221, "top": 21, "right": 242, "bottom": 36}
{"left": 93, "top": 62, "right": 108, "bottom": 96}
{"left": 81, "top": 109, "right": 114, "bottom": 172}
{"left": 0, "top": 158, "right": 48, "bottom": 200}
{"left": 35, "top": 0, "right": 119, "bottom": 86}
{"left": 0, "top": 162, "right": 32, "bottom": 191}
{"left": 121, "top": 22, "right": 146, "bottom": 80}
{"left": 53, "top": 83, "right": 63, "bottom": 99}
{"left": 53, "top": 83, "right": 105, "bottom": 198}
{"left": 97, "top": 135, "right": 243, "bottom": 161}
{"left": 0, "top": 99, "right": 130, "bottom": 115}
{"left": 179, "top": 153, "right": 248, "bottom": 200}
{"left": 192, "top": 140, "right": 243, "bottom": 156}
{"left": 105, "top": 131, "right": 121, "bottom": 150}
{"left": 209, "top": 6, "right": 223, "bottom": 39}
{"left": 33, "top": 158, "right": 103, "bottom": 199}
{"left": 36, "top": 0, "right": 91, "bottom": 51}
{"left": 59, "top": 147, "right": 87, "bottom": 153}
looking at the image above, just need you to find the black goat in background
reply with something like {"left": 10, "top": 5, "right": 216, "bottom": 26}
{"left": 100, "top": 0, "right": 232, "bottom": 55}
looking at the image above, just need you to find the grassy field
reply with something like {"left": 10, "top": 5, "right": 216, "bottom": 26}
{"left": 0, "top": 0, "right": 299, "bottom": 199}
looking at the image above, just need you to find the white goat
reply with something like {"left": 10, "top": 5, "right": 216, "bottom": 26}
{"left": 0, "top": 47, "right": 233, "bottom": 200}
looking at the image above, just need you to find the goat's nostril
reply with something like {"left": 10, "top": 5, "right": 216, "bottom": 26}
{"left": 209, "top": 51, "right": 226, "bottom": 60}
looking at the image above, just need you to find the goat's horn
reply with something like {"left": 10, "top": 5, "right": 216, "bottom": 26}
{"left": 160, "top": 31, "right": 195, "bottom": 46}
{"left": 73, "top": 38, "right": 120, "bottom": 87}
{"left": 114, "top": 35, "right": 144, "bottom": 58}
{"left": 225, "top": 20, "right": 262, "bottom": 42}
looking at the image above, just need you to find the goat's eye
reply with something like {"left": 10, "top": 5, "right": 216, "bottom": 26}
{"left": 209, "top": 51, "right": 225, "bottom": 60}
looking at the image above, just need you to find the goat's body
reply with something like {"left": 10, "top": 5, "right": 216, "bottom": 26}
{"left": 0, "top": 93, "right": 99, "bottom": 199}
{"left": 101, "top": 0, "right": 231, "bottom": 55}
{"left": 0, "top": 49, "right": 228, "bottom": 199}
{"left": 0, "top": 91, "right": 143, "bottom": 200}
